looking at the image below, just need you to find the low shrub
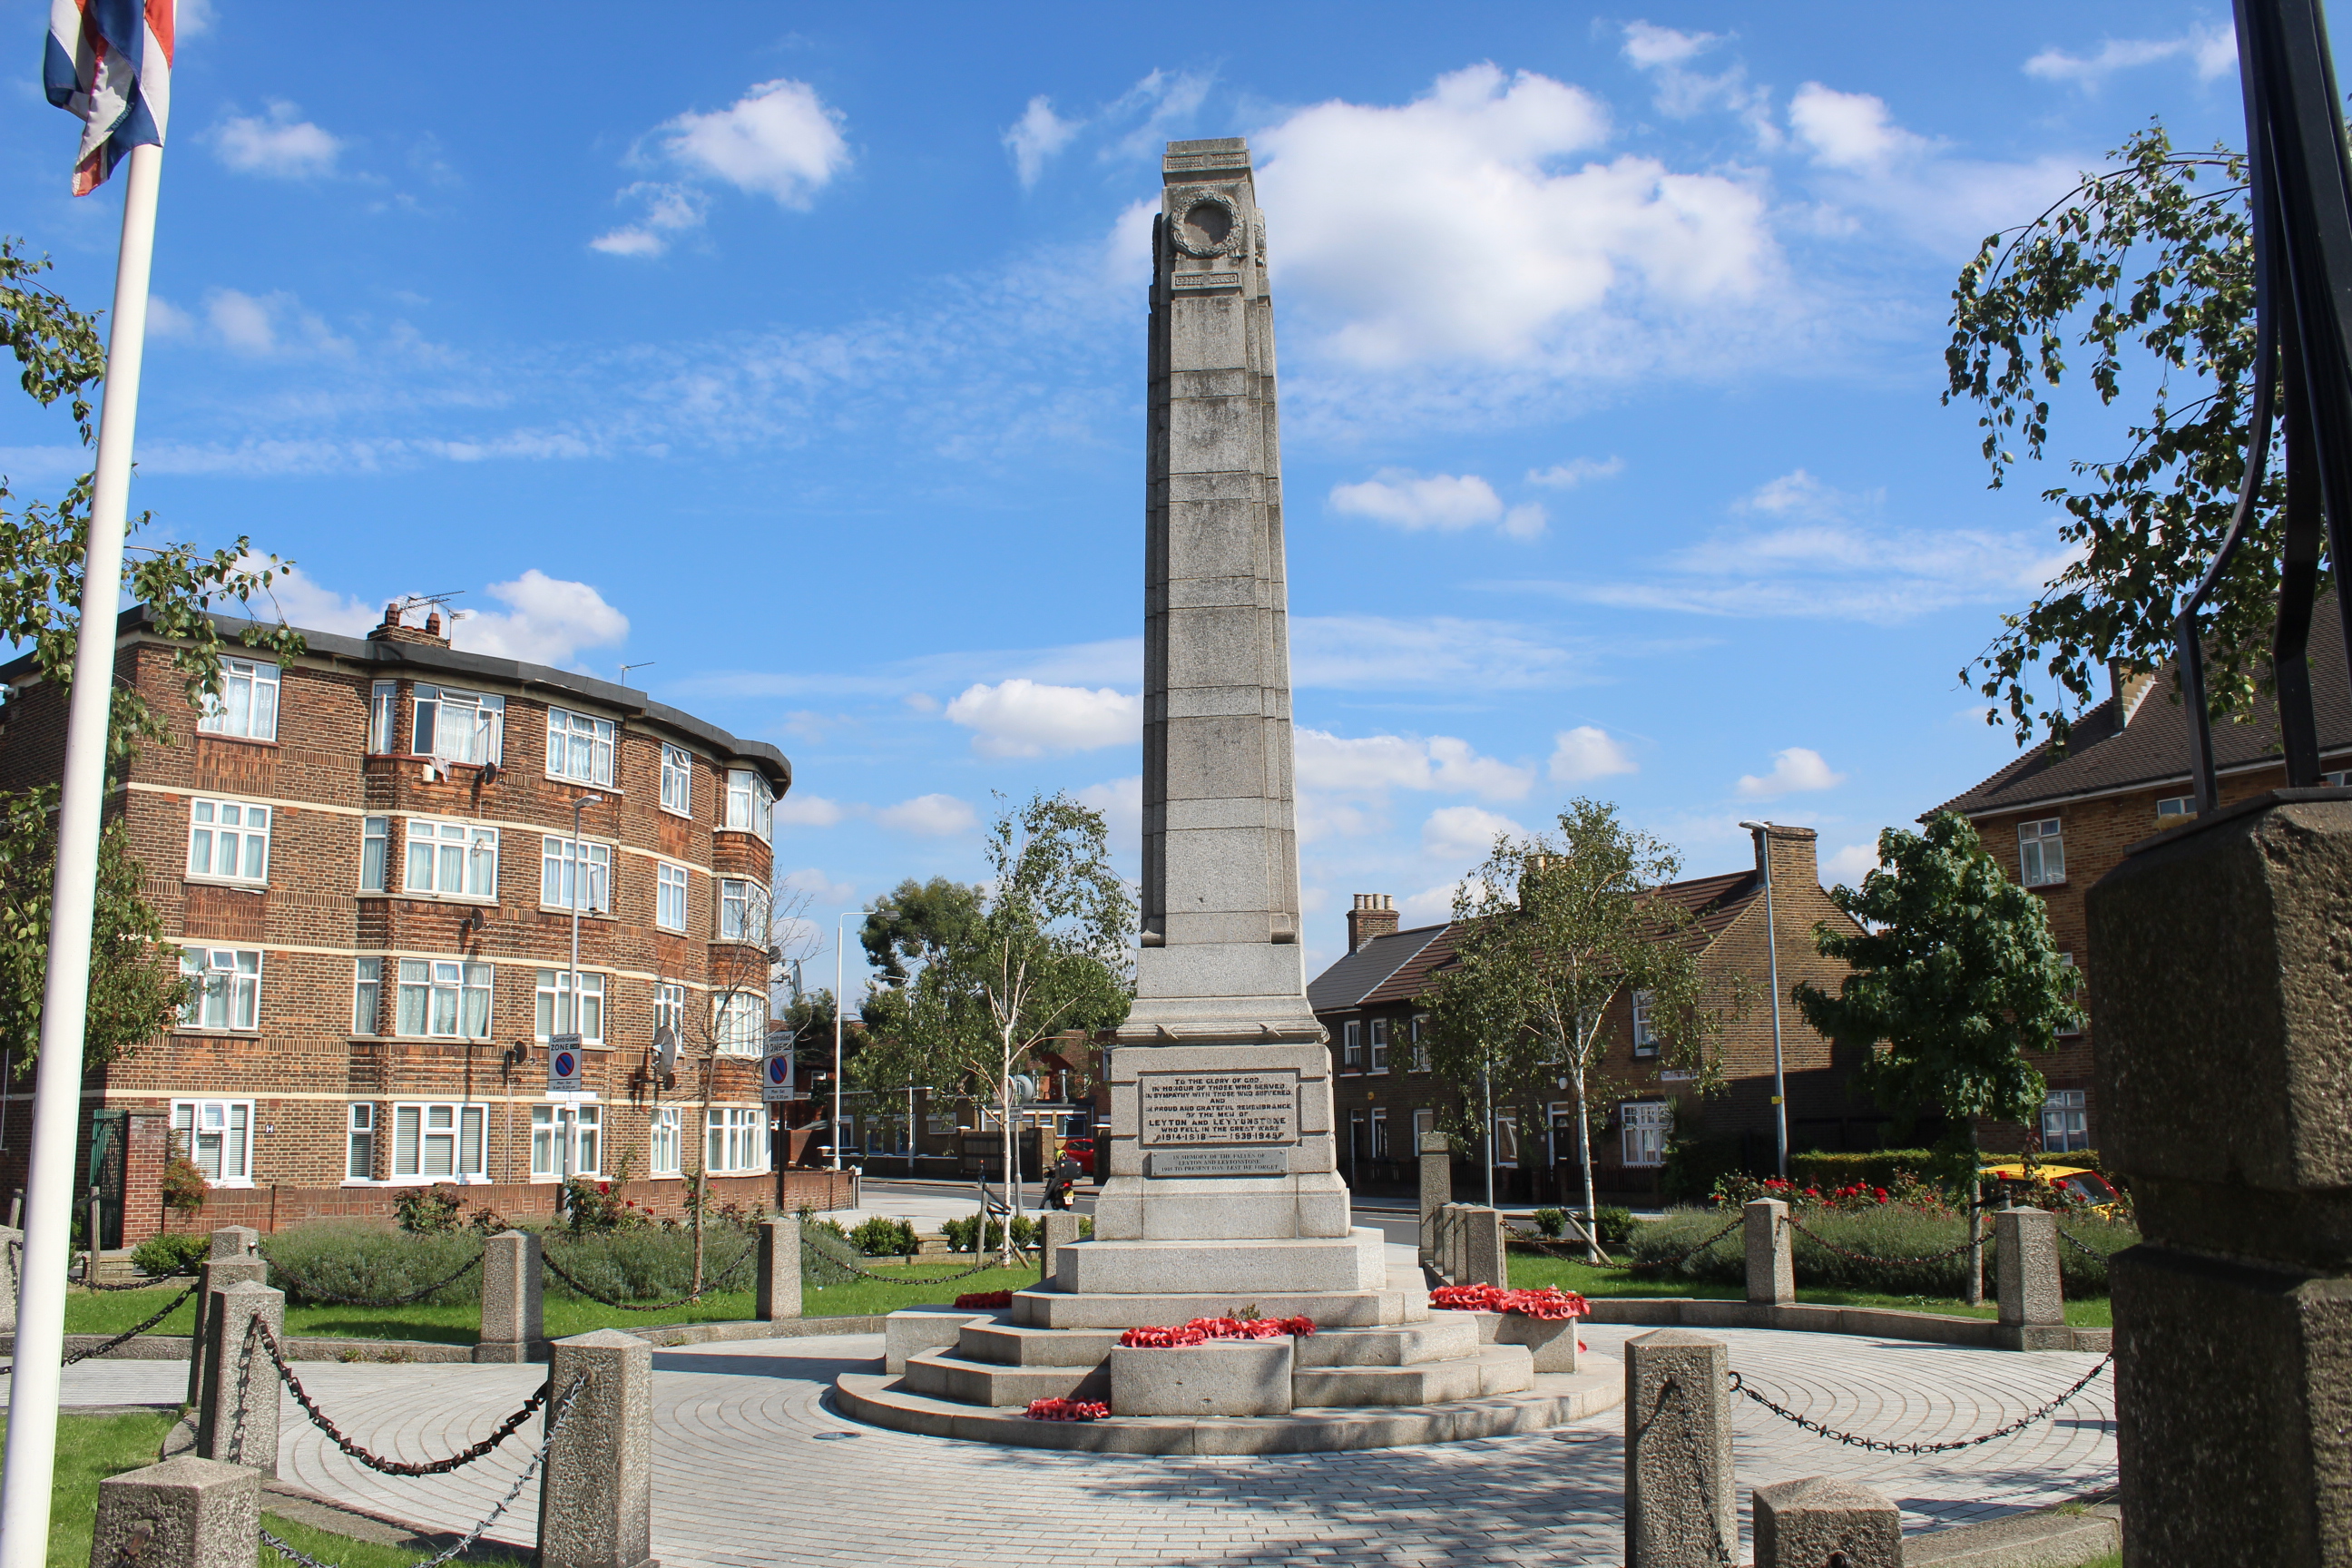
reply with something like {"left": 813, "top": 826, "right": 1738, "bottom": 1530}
{"left": 1788, "top": 1150, "right": 1937, "bottom": 1190}
{"left": 394, "top": 1189, "right": 465, "bottom": 1235}
{"left": 1531, "top": 1207, "right": 1566, "bottom": 1239}
{"left": 849, "top": 1216, "right": 919, "bottom": 1257}
{"left": 1625, "top": 1204, "right": 2138, "bottom": 1298}
{"left": 263, "top": 1222, "right": 486, "bottom": 1307}
{"left": 159, "top": 1158, "right": 207, "bottom": 1215}
{"left": 542, "top": 1221, "right": 760, "bottom": 1301}
{"left": 129, "top": 1231, "right": 209, "bottom": 1277}
{"left": 1592, "top": 1205, "right": 1635, "bottom": 1245}
{"left": 1078, "top": 1216, "right": 1094, "bottom": 1240}
{"left": 941, "top": 1213, "right": 1040, "bottom": 1253}
{"left": 561, "top": 1179, "right": 652, "bottom": 1235}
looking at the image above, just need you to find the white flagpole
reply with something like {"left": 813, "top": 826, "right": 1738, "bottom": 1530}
{"left": 0, "top": 138, "right": 166, "bottom": 1568}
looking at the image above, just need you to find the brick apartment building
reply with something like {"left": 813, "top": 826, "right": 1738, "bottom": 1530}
{"left": 1305, "top": 825, "right": 1870, "bottom": 1201}
{"left": 1934, "top": 617, "right": 2352, "bottom": 1155}
{"left": 0, "top": 602, "right": 849, "bottom": 1244}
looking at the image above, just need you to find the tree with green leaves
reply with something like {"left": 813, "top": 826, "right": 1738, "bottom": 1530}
{"left": 0, "top": 238, "right": 304, "bottom": 1075}
{"left": 848, "top": 876, "right": 984, "bottom": 1126}
{"left": 1421, "top": 799, "right": 1740, "bottom": 1261}
{"left": 883, "top": 796, "right": 1132, "bottom": 1261}
{"left": 1945, "top": 122, "right": 2272, "bottom": 744}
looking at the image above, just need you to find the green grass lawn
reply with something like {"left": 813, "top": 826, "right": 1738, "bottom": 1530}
{"left": 12, "top": 1409, "right": 528, "bottom": 1568}
{"left": 1504, "top": 1253, "right": 2114, "bottom": 1328}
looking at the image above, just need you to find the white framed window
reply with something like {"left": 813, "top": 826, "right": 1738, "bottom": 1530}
{"left": 391, "top": 1102, "right": 486, "bottom": 1181}
{"left": 725, "top": 769, "right": 773, "bottom": 842}
{"left": 360, "top": 817, "right": 388, "bottom": 893}
{"left": 657, "top": 864, "right": 689, "bottom": 932}
{"left": 406, "top": 818, "right": 498, "bottom": 899}
{"left": 1411, "top": 1014, "right": 1430, "bottom": 1073}
{"left": 1632, "top": 989, "right": 1658, "bottom": 1056}
{"left": 546, "top": 708, "right": 615, "bottom": 787}
{"left": 1368, "top": 1017, "right": 1389, "bottom": 1073}
{"left": 172, "top": 1099, "right": 253, "bottom": 1185}
{"left": 186, "top": 799, "right": 270, "bottom": 885}
{"left": 535, "top": 969, "right": 605, "bottom": 1044}
{"left": 412, "top": 685, "right": 504, "bottom": 767}
{"left": 650, "top": 1105, "right": 681, "bottom": 1175}
{"left": 705, "top": 1105, "right": 768, "bottom": 1172}
{"left": 1491, "top": 1111, "right": 1520, "bottom": 1168}
{"left": 1412, "top": 1107, "right": 1435, "bottom": 1147}
{"left": 346, "top": 1103, "right": 375, "bottom": 1181}
{"left": 368, "top": 681, "right": 397, "bottom": 754}
{"left": 197, "top": 659, "right": 279, "bottom": 741}
{"left": 660, "top": 745, "right": 693, "bottom": 816}
{"left": 353, "top": 957, "right": 382, "bottom": 1036}
{"left": 2057, "top": 952, "right": 2083, "bottom": 1036}
{"left": 180, "top": 949, "right": 261, "bottom": 1031}
{"left": 396, "top": 958, "right": 492, "bottom": 1039}
{"left": 529, "top": 1103, "right": 601, "bottom": 1178}
{"left": 1621, "top": 1100, "right": 1671, "bottom": 1168}
{"left": 1341, "top": 1019, "right": 1362, "bottom": 1070}
{"left": 2018, "top": 818, "right": 2065, "bottom": 887}
{"left": 718, "top": 878, "right": 766, "bottom": 942}
{"left": 2041, "top": 1089, "right": 2090, "bottom": 1153}
{"left": 654, "top": 983, "right": 686, "bottom": 1040}
{"left": 2156, "top": 795, "right": 2196, "bottom": 820}
{"left": 1370, "top": 1106, "right": 1388, "bottom": 1160}
{"left": 541, "top": 837, "right": 611, "bottom": 913}
{"left": 713, "top": 992, "right": 763, "bottom": 1056}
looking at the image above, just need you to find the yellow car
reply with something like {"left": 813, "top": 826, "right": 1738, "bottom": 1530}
{"left": 1980, "top": 1161, "right": 2125, "bottom": 1218}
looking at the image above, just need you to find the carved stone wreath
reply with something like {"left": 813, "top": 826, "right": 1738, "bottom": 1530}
{"left": 1166, "top": 188, "right": 1243, "bottom": 258}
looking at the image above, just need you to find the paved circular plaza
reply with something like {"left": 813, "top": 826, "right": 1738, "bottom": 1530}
{"left": 34, "top": 1321, "right": 2113, "bottom": 1567}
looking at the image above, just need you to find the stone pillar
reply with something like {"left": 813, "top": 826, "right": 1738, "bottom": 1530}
{"left": 195, "top": 1279, "right": 282, "bottom": 1476}
{"left": 1994, "top": 1203, "right": 2065, "bottom": 1344}
{"left": 475, "top": 1230, "right": 544, "bottom": 1363}
{"left": 1461, "top": 1206, "right": 1506, "bottom": 1289}
{"left": 1418, "top": 1132, "right": 1451, "bottom": 1261}
{"left": 756, "top": 1216, "right": 801, "bottom": 1322}
{"left": 1623, "top": 1329, "right": 1734, "bottom": 1568}
{"left": 1437, "top": 1203, "right": 1466, "bottom": 1283}
{"left": 184, "top": 1256, "right": 268, "bottom": 1407}
{"left": 2085, "top": 795, "right": 2352, "bottom": 1563}
{"left": 0, "top": 1224, "right": 19, "bottom": 1332}
{"left": 1040, "top": 1210, "right": 1078, "bottom": 1286}
{"left": 210, "top": 1225, "right": 260, "bottom": 1259}
{"left": 539, "top": 1330, "right": 655, "bottom": 1568}
{"left": 1751, "top": 1476, "right": 1900, "bottom": 1568}
{"left": 88, "top": 1455, "right": 260, "bottom": 1568}
{"left": 1746, "top": 1198, "right": 1793, "bottom": 1306}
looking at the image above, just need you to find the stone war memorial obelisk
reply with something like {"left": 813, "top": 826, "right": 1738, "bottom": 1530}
{"left": 836, "top": 140, "right": 1621, "bottom": 1451}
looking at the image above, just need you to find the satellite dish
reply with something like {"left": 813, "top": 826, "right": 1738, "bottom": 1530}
{"left": 653, "top": 1027, "right": 678, "bottom": 1076}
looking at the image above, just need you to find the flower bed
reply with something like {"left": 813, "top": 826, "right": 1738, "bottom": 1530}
{"left": 1026, "top": 1397, "right": 1110, "bottom": 1422}
{"left": 1429, "top": 1285, "right": 1590, "bottom": 1320}
{"left": 1115, "top": 1315, "right": 1316, "bottom": 1348}
{"left": 954, "top": 1290, "right": 1014, "bottom": 1309}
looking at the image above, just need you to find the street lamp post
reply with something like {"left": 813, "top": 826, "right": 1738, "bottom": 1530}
{"left": 1739, "top": 819, "right": 1789, "bottom": 1179}
{"left": 566, "top": 794, "right": 604, "bottom": 1198}
{"left": 832, "top": 918, "right": 845, "bottom": 1172}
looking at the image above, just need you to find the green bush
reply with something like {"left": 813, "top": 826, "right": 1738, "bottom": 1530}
{"left": 1661, "top": 1136, "right": 1747, "bottom": 1204}
{"left": 1788, "top": 1151, "right": 1936, "bottom": 1190}
{"left": 539, "top": 1224, "right": 758, "bottom": 1301}
{"left": 1531, "top": 1207, "right": 1566, "bottom": 1239}
{"left": 1078, "top": 1216, "right": 1093, "bottom": 1240}
{"left": 129, "top": 1232, "right": 209, "bottom": 1277}
{"left": 940, "top": 1213, "right": 1041, "bottom": 1253}
{"left": 1984, "top": 1148, "right": 2102, "bottom": 1172}
{"left": 262, "top": 1223, "right": 486, "bottom": 1307}
{"left": 849, "top": 1216, "right": 918, "bottom": 1257}
{"left": 1625, "top": 1204, "right": 2138, "bottom": 1298}
{"left": 800, "top": 1224, "right": 867, "bottom": 1287}
{"left": 394, "top": 1189, "right": 464, "bottom": 1234}
{"left": 1592, "top": 1205, "right": 1635, "bottom": 1245}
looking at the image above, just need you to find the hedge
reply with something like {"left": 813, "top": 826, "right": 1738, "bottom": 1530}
{"left": 260, "top": 1220, "right": 766, "bottom": 1307}
{"left": 1625, "top": 1204, "right": 2137, "bottom": 1298}
{"left": 1787, "top": 1151, "right": 1936, "bottom": 1189}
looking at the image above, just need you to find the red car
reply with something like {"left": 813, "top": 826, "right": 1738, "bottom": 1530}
{"left": 1062, "top": 1137, "right": 1096, "bottom": 1177}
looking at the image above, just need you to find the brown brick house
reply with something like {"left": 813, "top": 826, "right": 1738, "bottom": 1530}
{"left": 1932, "top": 616, "right": 2352, "bottom": 1155}
{"left": 1306, "top": 825, "right": 1871, "bottom": 1202}
{"left": 0, "top": 602, "right": 843, "bottom": 1242}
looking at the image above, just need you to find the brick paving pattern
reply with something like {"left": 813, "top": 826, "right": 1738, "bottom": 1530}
{"left": 24, "top": 1323, "right": 2113, "bottom": 1566}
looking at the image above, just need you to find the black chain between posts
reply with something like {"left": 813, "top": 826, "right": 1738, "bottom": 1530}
{"left": 260, "top": 1367, "right": 593, "bottom": 1568}
{"left": 0, "top": 1279, "right": 200, "bottom": 1378}
{"left": 274, "top": 1252, "right": 484, "bottom": 1308}
{"left": 538, "top": 1240, "right": 754, "bottom": 1310}
{"left": 808, "top": 1242, "right": 1009, "bottom": 1286}
{"left": 1781, "top": 1211, "right": 1989, "bottom": 1267}
{"left": 1624, "top": 1216, "right": 1746, "bottom": 1276}
{"left": 2056, "top": 1227, "right": 2113, "bottom": 1259}
{"left": 254, "top": 1318, "right": 549, "bottom": 1476}
{"left": 1728, "top": 1355, "right": 2112, "bottom": 1455}
{"left": 1502, "top": 1220, "right": 1617, "bottom": 1267}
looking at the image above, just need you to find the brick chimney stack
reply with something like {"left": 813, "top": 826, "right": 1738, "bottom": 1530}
{"left": 1751, "top": 823, "right": 1820, "bottom": 891}
{"left": 368, "top": 601, "right": 453, "bottom": 649}
{"left": 1347, "top": 893, "right": 1397, "bottom": 954}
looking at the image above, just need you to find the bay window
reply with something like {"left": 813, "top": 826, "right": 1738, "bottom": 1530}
{"left": 714, "top": 992, "right": 763, "bottom": 1055}
{"left": 658, "top": 863, "right": 688, "bottom": 931}
{"left": 705, "top": 1106, "right": 768, "bottom": 1172}
{"left": 718, "top": 878, "right": 766, "bottom": 942}
{"left": 661, "top": 744, "right": 693, "bottom": 816}
{"left": 360, "top": 817, "right": 388, "bottom": 893}
{"left": 413, "top": 685, "right": 504, "bottom": 767}
{"left": 546, "top": 708, "right": 615, "bottom": 787}
{"left": 406, "top": 818, "right": 498, "bottom": 899}
{"left": 197, "top": 658, "right": 279, "bottom": 741}
{"left": 725, "top": 769, "right": 773, "bottom": 841}
{"left": 395, "top": 958, "right": 492, "bottom": 1039}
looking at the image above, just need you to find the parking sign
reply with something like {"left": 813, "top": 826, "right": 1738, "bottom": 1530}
{"left": 760, "top": 1048, "right": 799, "bottom": 1103}
{"left": 548, "top": 1036, "right": 583, "bottom": 1093}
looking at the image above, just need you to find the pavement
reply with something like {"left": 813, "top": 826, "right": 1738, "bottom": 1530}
{"left": 24, "top": 1303, "right": 2114, "bottom": 1567}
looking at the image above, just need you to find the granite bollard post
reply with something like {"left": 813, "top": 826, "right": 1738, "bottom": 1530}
{"left": 183, "top": 1255, "right": 268, "bottom": 1407}
{"left": 195, "top": 1279, "right": 282, "bottom": 1476}
{"left": 1746, "top": 1197, "right": 1794, "bottom": 1306}
{"left": 1994, "top": 1203, "right": 2067, "bottom": 1348}
{"left": 1462, "top": 1206, "right": 1507, "bottom": 1289}
{"left": 1624, "top": 1329, "right": 1735, "bottom": 1568}
{"left": 475, "top": 1230, "right": 545, "bottom": 1363}
{"left": 1439, "top": 1203, "right": 1466, "bottom": 1284}
{"left": 755, "top": 1216, "right": 801, "bottom": 1322}
{"left": 210, "top": 1225, "right": 260, "bottom": 1259}
{"left": 1040, "top": 1210, "right": 1078, "bottom": 1286}
{"left": 2085, "top": 794, "right": 2352, "bottom": 1563}
{"left": 1751, "top": 1475, "right": 1901, "bottom": 1568}
{"left": 1418, "top": 1132, "right": 1452, "bottom": 1262}
{"left": 87, "top": 1455, "right": 260, "bottom": 1568}
{"left": 539, "top": 1330, "right": 656, "bottom": 1568}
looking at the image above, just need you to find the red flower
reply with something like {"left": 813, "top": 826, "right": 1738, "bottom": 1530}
{"left": 1027, "top": 1397, "right": 1109, "bottom": 1422}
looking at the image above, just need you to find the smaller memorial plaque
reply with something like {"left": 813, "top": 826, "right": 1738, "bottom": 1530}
{"left": 1149, "top": 1148, "right": 1289, "bottom": 1178}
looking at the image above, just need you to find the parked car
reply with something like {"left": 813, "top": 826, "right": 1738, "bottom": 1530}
{"left": 1062, "top": 1136, "right": 1096, "bottom": 1177}
{"left": 1980, "top": 1161, "right": 2124, "bottom": 1218}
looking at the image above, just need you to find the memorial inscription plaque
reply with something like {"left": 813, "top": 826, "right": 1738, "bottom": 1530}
{"left": 1139, "top": 1070, "right": 1300, "bottom": 1147}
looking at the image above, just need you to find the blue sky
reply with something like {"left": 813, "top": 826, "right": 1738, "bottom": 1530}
{"left": 3, "top": 3, "right": 2259, "bottom": 992}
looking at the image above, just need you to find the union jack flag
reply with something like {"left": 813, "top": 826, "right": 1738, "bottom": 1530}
{"left": 44, "top": 0, "right": 174, "bottom": 196}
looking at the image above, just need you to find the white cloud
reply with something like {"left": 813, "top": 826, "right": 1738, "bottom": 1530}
{"left": 1399, "top": 879, "right": 1472, "bottom": 925}
{"left": 1422, "top": 805, "right": 1523, "bottom": 861}
{"left": 1620, "top": 22, "right": 1778, "bottom": 141}
{"left": 448, "top": 571, "right": 630, "bottom": 668}
{"left": 779, "top": 867, "right": 858, "bottom": 909}
{"left": 1621, "top": 21, "right": 1721, "bottom": 69}
{"left": 775, "top": 794, "right": 849, "bottom": 828}
{"left": 1290, "top": 615, "right": 1592, "bottom": 691}
{"left": 875, "top": 793, "right": 978, "bottom": 836}
{"left": 1821, "top": 841, "right": 1879, "bottom": 886}
{"left": 594, "top": 80, "right": 848, "bottom": 256}
{"left": 944, "top": 679, "right": 1141, "bottom": 757}
{"left": 240, "top": 560, "right": 377, "bottom": 637}
{"left": 1254, "top": 64, "right": 1781, "bottom": 368}
{"left": 1328, "top": 468, "right": 1545, "bottom": 539}
{"left": 1549, "top": 726, "right": 1638, "bottom": 782}
{"left": 213, "top": 103, "right": 343, "bottom": 178}
{"left": 1295, "top": 730, "right": 1534, "bottom": 801}
{"left": 590, "top": 183, "right": 710, "bottom": 259}
{"left": 1736, "top": 747, "right": 1846, "bottom": 799}
{"left": 169, "top": 289, "right": 348, "bottom": 358}
{"left": 1783, "top": 84, "right": 2080, "bottom": 251}
{"left": 1788, "top": 83, "right": 1933, "bottom": 173}
{"left": 1526, "top": 456, "right": 1623, "bottom": 488}
{"left": 176, "top": 0, "right": 216, "bottom": 34}
{"left": 1076, "top": 776, "right": 1142, "bottom": 852}
{"left": 1005, "top": 96, "right": 1082, "bottom": 187}
{"left": 2024, "top": 25, "right": 2237, "bottom": 86}
{"left": 1103, "top": 70, "right": 1213, "bottom": 161}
